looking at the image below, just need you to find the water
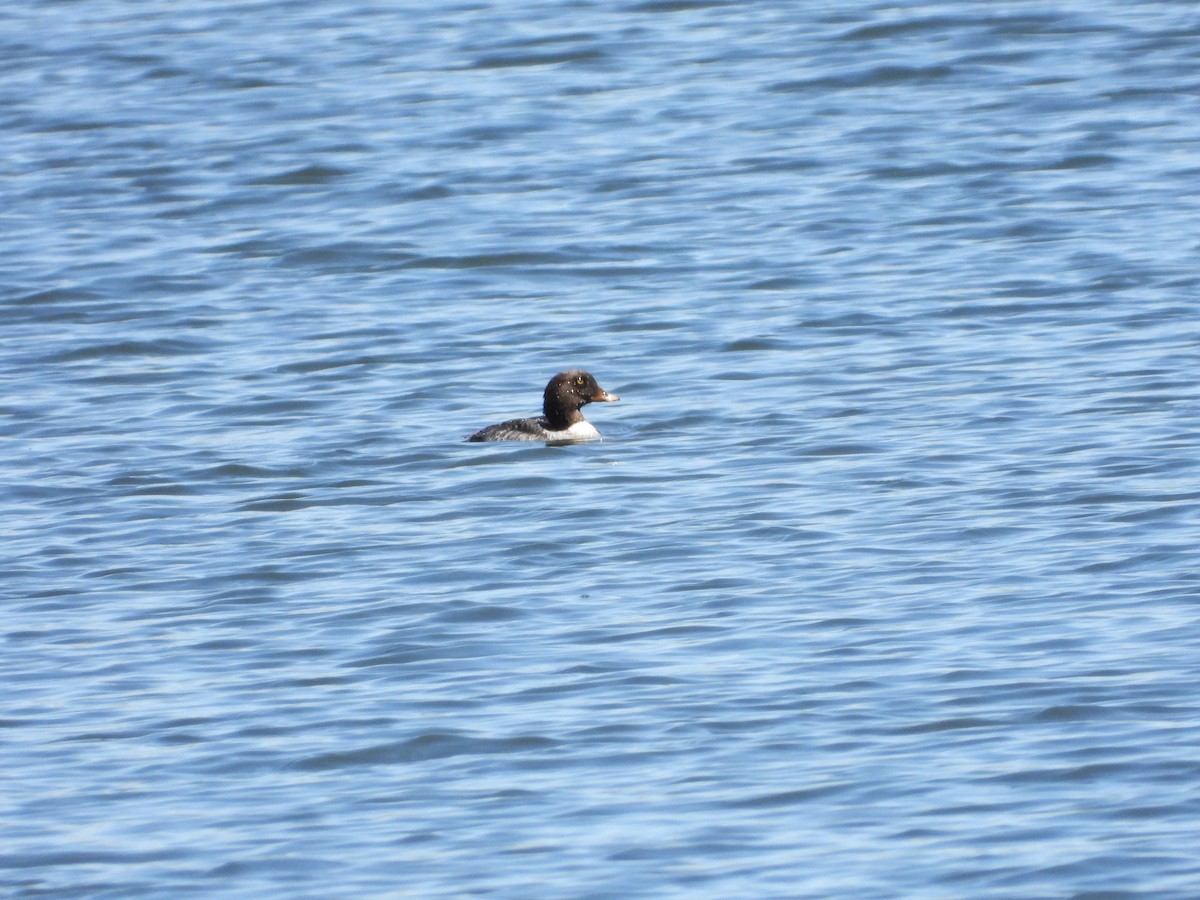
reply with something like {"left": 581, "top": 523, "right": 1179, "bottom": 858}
{"left": 3, "top": 1, "right": 1200, "bottom": 896}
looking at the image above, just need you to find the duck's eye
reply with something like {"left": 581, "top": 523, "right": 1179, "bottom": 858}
{"left": 575, "top": 376, "right": 585, "bottom": 386}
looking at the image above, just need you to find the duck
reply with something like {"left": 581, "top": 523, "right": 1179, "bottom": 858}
{"left": 467, "top": 370, "right": 620, "bottom": 443}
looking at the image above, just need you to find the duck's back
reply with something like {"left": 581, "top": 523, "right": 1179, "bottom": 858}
{"left": 467, "top": 416, "right": 550, "bottom": 442}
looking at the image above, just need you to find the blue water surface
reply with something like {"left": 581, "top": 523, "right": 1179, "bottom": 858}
{"left": 3, "top": 1, "right": 1200, "bottom": 896}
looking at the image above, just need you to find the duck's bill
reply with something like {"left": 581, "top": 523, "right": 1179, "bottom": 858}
{"left": 590, "top": 389, "right": 620, "bottom": 402}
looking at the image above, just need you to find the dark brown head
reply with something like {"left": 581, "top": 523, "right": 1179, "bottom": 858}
{"left": 542, "top": 370, "right": 620, "bottom": 428}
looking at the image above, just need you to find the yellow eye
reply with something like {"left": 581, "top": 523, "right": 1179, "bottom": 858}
{"left": 576, "top": 376, "right": 585, "bottom": 385}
